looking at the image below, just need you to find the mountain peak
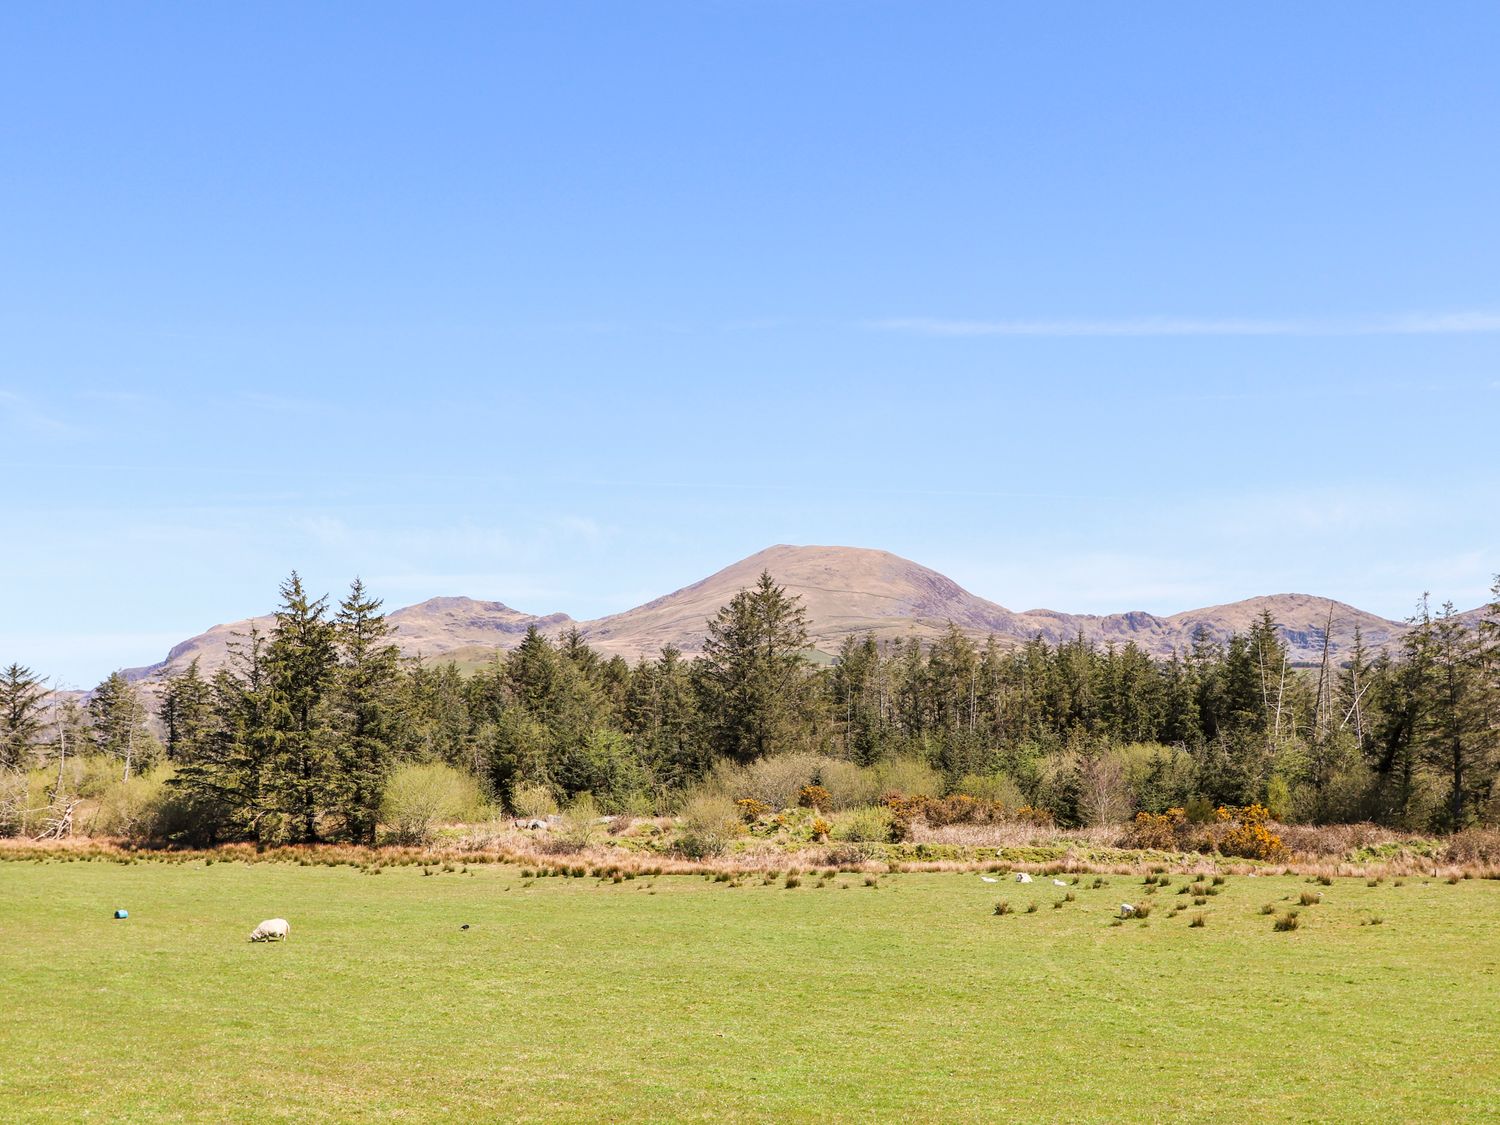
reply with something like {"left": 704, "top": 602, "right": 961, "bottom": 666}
{"left": 127, "top": 544, "right": 1430, "bottom": 681}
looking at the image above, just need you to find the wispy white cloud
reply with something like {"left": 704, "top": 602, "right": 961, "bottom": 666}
{"left": 871, "top": 310, "right": 1500, "bottom": 338}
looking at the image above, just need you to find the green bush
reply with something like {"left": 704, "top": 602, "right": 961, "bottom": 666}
{"left": 93, "top": 769, "right": 174, "bottom": 841}
{"left": 558, "top": 792, "right": 605, "bottom": 849}
{"left": 953, "top": 773, "right": 1025, "bottom": 807}
{"left": 829, "top": 805, "right": 894, "bottom": 843}
{"left": 678, "top": 793, "right": 745, "bottom": 857}
{"left": 511, "top": 782, "right": 559, "bottom": 819}
{"left": 871, "top": 757, "right": 943, "bottom": 800}
{"left": 819, "top": 759, "right": 880, "bottom": 809}
{"left": 380, "top": 763, "right": 486, "bottom": 846}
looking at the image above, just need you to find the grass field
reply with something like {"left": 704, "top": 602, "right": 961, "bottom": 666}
{"left": 3, "top": 860, "right": 1498, "bottom": 1122}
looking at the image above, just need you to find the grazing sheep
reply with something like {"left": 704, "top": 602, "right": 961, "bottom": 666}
{"left": 249, "top": 918, "right": 291, "bottom": 942}
{"left": 1015, "top": 872, "right": 1033, "bottom": 884}
{"left": 1119, "top": 903, "right": 1136, "bottom": 917}
{"left": 980, "top": 876, "right": 999, "bottom": 883}
{"left": 1052, "top": 879, "right": 1068, "bottom": 887}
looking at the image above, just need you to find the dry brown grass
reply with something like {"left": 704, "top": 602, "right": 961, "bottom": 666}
{"left": 5, "top": 819, "right": 1500, "bottom": 880}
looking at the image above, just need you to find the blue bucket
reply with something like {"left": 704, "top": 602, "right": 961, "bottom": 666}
{"left": 114, "top": 909, "right": 128, "bottom": 919}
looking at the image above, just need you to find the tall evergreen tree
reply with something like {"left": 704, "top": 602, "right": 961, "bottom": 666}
{"left": 88, "top": 671, "right": 153, "bottom": 781}
{"left": 697, "top": 571, "right": 812, "bottom": 763}
{"left": 331, "top": 578, "right": 401, "bottom": 844}
{"left": 160, "top": 659, "right": 212, "bottom": 762}
{"left": 0, "top": 662, "right": 47, "bottom": 770}
{"left": 264, "top": 573, "right": 338, "bottom": 842}
{"left": 1423, "top": 601, "right": 1489, "bottom": 828}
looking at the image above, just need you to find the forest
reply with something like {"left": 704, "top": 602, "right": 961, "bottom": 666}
{"left": 3, "top": 570, "right": 1498, "bottom": 844}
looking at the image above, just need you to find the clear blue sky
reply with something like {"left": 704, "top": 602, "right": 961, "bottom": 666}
{"left": 3, "top": 2, "right": 1498, "bottom": 686}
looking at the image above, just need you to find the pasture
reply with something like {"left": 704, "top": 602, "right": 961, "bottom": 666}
{"left": 2, "top": 859, "right": 1498, "bottom": 1122}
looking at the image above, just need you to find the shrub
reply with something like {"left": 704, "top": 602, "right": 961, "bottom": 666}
{"left": 557, "top": 793, "right": 605, "bottom": 850}
{"left": 953, "top": 772, "right": 1025, "bottom": 807}
{"left": 1217, "top": 803, "right": 1290, "bottom": 862}
{"left": 818, "top": 759, "right": 880, "bottom": 810}
{"left": 93, "top": 770, "right": 175, "bottom": 842}
{"left": 871, "top": 757, "right": 944, "bottom": 801}
{"left": 511, "top": 783, "right": 558, "bottom": 819}
{"left": 1131, "top": 808, "right": 1186, "bottom": 850}
{"left": 381, "top": 764, "right": 486, "bottom": 846}
{"left": 736, "top": 797, "right": 772, "bottom": 822}
{"left": 829, "top": 805, "right": 894, "bottom": 843}
{"left": 810, "top": 817, "right": 831, "bottom": 839}
{"left": 678, "top": 794, "right": 744, "bottom": 858}
{"left": 798, "top": 785, "right": 833, "bottom": 813}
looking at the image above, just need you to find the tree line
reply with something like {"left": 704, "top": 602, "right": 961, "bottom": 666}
{"left": 3, "top": 570, "right": 1497, "bottom": 842}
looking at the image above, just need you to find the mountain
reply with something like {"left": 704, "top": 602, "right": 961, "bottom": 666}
{"left": 125, "top": 543, "right": 1466, "bottom": 683}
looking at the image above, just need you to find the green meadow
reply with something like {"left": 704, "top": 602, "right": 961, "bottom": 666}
{"left": 2, "top": 860, "right": 1498, "bottom": 1122}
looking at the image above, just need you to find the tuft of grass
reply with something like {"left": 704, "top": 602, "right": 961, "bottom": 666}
{"left": 1363, "top": 915, "right": 1385, "bottom": 926}
{"left": 1260, "top": 903, "right": 1275, "bottom": 915}
{"left": 1025, "top": 901, "right": 1039, "bottom": 913}
{"left": 784, "top": 875, "right": 801, "bottom": 889}
{"left": 864, "top": 875, "right": 879, "bottom": 887}
{"left": 1274, "top": 911, "right": 1302, "bottom": 932}
{"left": 1299, "top": 890, "right": 1323, "bottom": 907}
{"left": 1189, "top": 913, "right": 1206, "bottom": 928}
{"left": 1132, "top": 903, "right": 1152, "bottom": 919}
{"left": 1317, "top": 874, "right": 1333, "bottom": 887}
{"left": 1193, "top": 896, "right": 1207, "bottom": 906}
{"left": 1211, "top": 875, "right": 1226, "bottom": 886}
{"left": 993, "top": 899, "right": 1012, "bottom": 916}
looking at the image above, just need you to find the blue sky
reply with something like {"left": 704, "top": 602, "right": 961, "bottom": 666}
{"left": 3, "top": 2, "right": 1498, "bottom": 686}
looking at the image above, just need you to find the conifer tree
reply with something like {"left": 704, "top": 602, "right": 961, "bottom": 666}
{"left": 88, "top": 671, "right": 153, "bottom": 781}
{"left": 264, "top": 573, "right": 338, "bottom": 842}
{"left": 331, "top": 578, "right": 401, "bottom": 844}
{"left": 160, "top": 659, "right": 212, "bottom": 762}
{"left": 0, "top": 662, "right": 47, "bottom": 770}
{"left": 697, "top": 571, "right": 812, "bottom": 763}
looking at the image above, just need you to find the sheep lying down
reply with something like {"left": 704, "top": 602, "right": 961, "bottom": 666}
{"left": 249, "top": 918, "right": 291, "bottom": 942}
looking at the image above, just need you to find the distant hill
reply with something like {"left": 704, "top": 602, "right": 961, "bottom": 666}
{"left": 124, "top": 543, "right": 1474, "bottom": 682}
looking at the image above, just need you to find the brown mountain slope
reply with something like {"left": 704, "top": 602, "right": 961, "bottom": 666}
{"left": 126, "top": 598, "right": 573, "bottom": 680}
{"left": 579, "top": 544, "right": 1027, "bottom": 659}
{"left": 127, "top": 543, "right": 1464, "bottom": 682}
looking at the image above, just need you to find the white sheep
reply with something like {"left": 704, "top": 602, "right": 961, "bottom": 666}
{"left": 1015, "top": 872, "right": 1033, "bottom": 884}
{"left": 249, "top": 918, "right": 291, "bottom": 942}
{"left": 1119, "top": 903, "right": 1136, "bottom": 917}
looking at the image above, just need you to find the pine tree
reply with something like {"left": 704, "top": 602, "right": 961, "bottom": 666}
{"left": 0, "top": 662, "right": 47, "bottom": 770}
{"left": 88, "top": 671, "right": 153, "bottom": 781}
{"left": 1423, "top": 601, "right": 1488, "bottom": 828}
{"left": 331, "top": 578, "right": 401, "bottom": 844}
{"left": 624, "top": 645, "right": 704, "bottom": 788}
{"left": 698, "top": 571, "right": 812, "bottom": 763}
{"left": 160, "top": 659, "right": 213, "bottom": 762}
{"left": 263, "top": 573, "right": 339, "bottom": 843}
